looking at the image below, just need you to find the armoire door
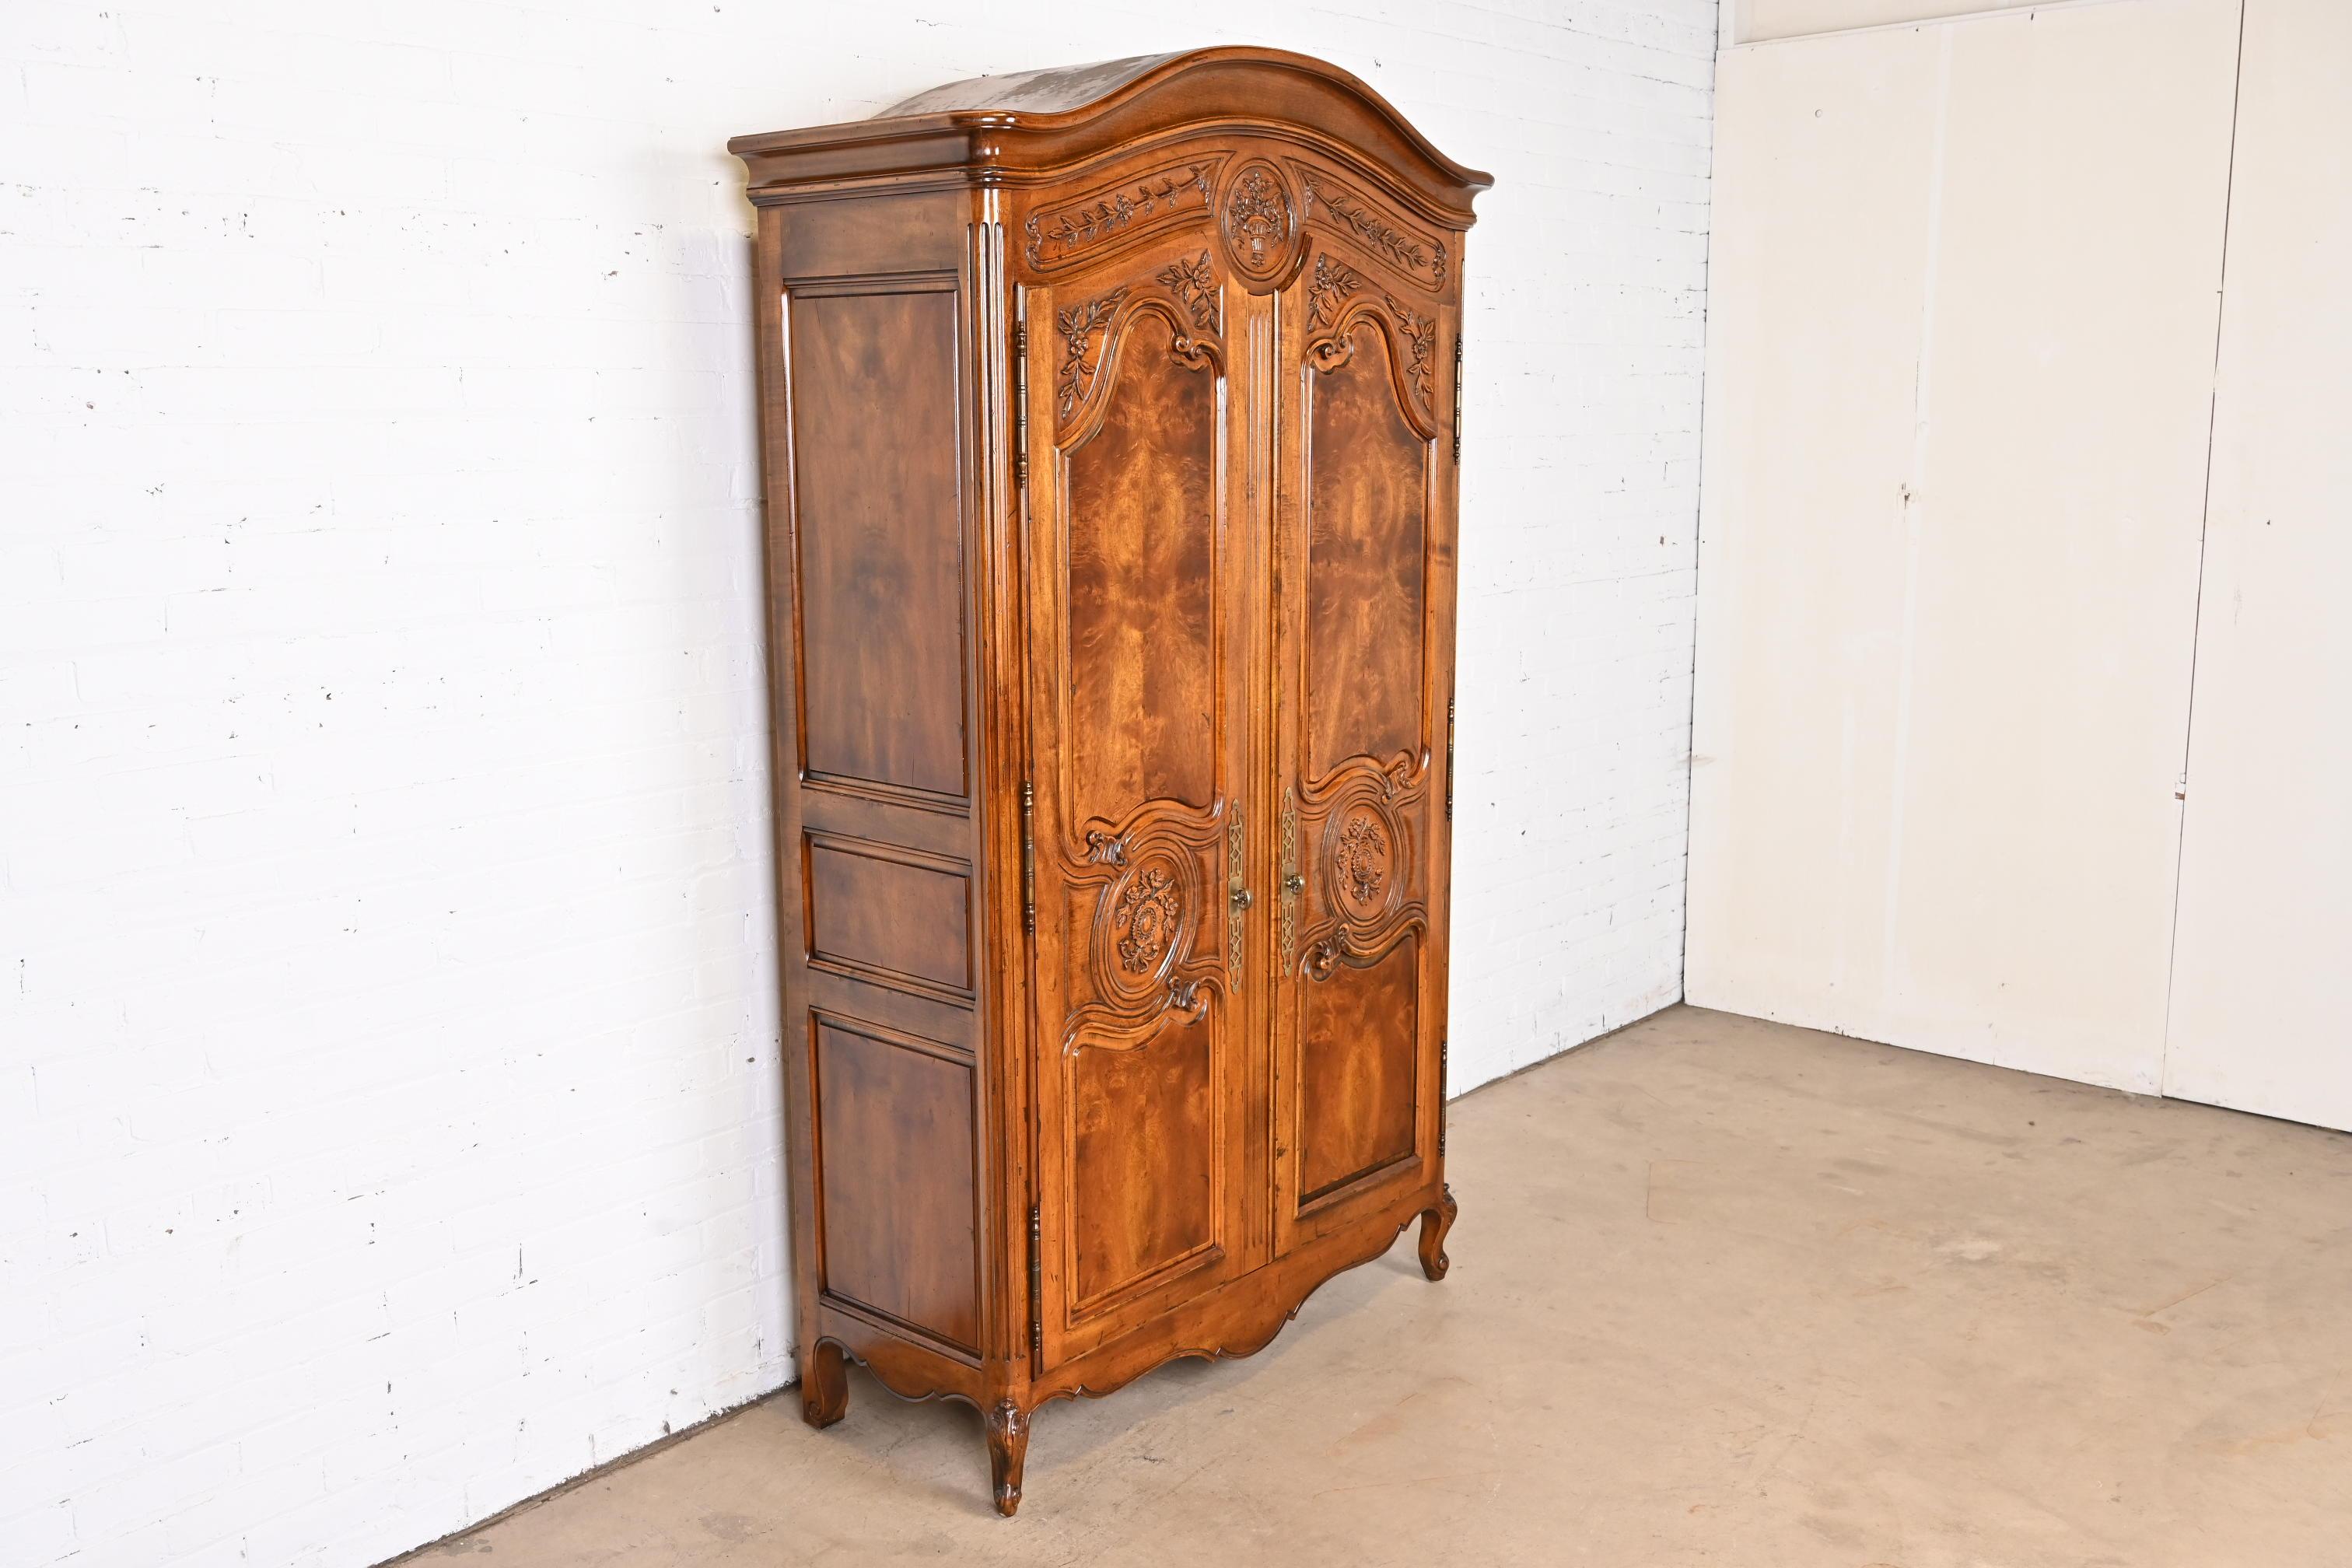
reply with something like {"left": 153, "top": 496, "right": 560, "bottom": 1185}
{"left": 1270, "top": 238, "right": 1453, "bottom": 1255}
{"left": 1021, "top": 228, "right": 1268, "bottom": 1367}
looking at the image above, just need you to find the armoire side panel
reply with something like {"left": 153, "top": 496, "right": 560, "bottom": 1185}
{"left": 812, "top": 1017, "right": 982, "bottom": 1353}
{"left": 789, "top": 283, "right": 969, "bottom": 803}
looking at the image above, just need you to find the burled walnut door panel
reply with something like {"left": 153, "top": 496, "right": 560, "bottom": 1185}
{"left": 1024, "top": 231, "right": 1262, "bottom": 1367}
{"left": 1272, "top": 216, "right": 1454, "bottom": 1255}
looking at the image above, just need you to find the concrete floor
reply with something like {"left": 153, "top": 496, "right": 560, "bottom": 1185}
{"left": 410, "top": 1006, "right": 2352, "bottom": 1566}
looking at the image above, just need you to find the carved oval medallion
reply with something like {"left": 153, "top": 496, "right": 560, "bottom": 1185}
{"left": 1218, "top": 160, "right": 1300, "bottom": 289}
{"left": 1325, "top": 800, "right": 1402, "bottom": 924}
{"left": 1096, "top": 844, "right": 1197, "bottom": 997}
{"left": 1115, "top": 863, "right": 1182, "bottom": 973}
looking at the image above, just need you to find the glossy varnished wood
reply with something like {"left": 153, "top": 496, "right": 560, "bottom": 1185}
{"left": 733, "top": 47, "right": 1486, "bottom": 1517}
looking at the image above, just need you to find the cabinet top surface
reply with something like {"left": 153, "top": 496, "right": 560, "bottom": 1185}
{"left": 728, "top": 46, "right": 1491, "bottom": 218}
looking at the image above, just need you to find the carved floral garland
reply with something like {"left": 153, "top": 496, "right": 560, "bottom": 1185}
{"left": 1303, "top": 170, "right": 1448, "bottom": 288}
{"left": 1055, "top": 285, "right": 1129, "bottom": 420}
{"left": 1026, "top": 164, "right": 1214, "bottom": 268}
{"left": 1156, "top": 251, "right": 1220, "bottom": 331}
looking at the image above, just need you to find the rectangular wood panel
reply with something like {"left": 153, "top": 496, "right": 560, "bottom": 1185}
{"left": 1063, "top": 304, "right": 1221, "bottom": 822}
{"left": 806, "top": 833, "right": 972, "bottom": 999}
{"left": 788, "top": 282, "right": 968, "bottom": 804}
{"left": 1305, "top": 316, "right": 1427, "bottom": 783}
{"left": 1297, "top": 938, "right": 1419, "bottom": 1202}
{"left": 1068, "top": 1013, "right": 1219, "bottom": 1313}
{"left": 811, "top": 1015, "right": 980, "bottom": 1355}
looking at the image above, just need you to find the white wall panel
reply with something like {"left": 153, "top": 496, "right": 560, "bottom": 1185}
{"left": 1734, "top": 0, "right": 2065, "bottom": 45}
{"left": 2163, "top": 0, "right": 2352, "bottom": 1131}
{"left": 1689, "top": 0, "right": 2238, "bottom": 1090}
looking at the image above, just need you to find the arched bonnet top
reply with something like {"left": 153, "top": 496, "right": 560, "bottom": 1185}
{"left": 730, "top": 47, "right": 1492, "bottom": 226}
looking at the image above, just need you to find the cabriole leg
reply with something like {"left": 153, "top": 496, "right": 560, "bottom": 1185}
{"left": 983, "top": 1398, "right": 1031, "bottom": 1517}
{"left": 1417, "top": 1184, "right": 1458, "bottom": 1282}
{"left": 800, "top": 1338, "right": 849, "bottom": 1429}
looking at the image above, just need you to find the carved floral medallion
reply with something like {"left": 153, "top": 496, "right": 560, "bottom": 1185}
{"left": 1218, "top": 162, "right": 1297, "bottom": 285}
{"left": 1114, "top": 863, "right": 1182, "bottom": 973}
{"left": 1332, "top": 813, "right": 1390, "bottom": 911}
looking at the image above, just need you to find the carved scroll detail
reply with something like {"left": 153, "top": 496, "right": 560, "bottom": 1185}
{"left": 1056, "top": 285, "right": 1129, "bottom": 420}
{"left": 1026, "top": 163, "right": 1215, "bottom": 268}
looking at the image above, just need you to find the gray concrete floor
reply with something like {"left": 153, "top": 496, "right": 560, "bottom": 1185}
{"left": 411, "top": 1006, "right": 2352, "bottom": 1566}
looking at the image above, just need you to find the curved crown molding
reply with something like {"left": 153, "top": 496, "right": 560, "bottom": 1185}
{"left": 730, "top": 46, "right": 1492, "bottom": 223}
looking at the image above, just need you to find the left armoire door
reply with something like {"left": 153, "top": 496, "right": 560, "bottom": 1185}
{"left": 1019, "top": 228, "right": 1269, "bottom": 1370}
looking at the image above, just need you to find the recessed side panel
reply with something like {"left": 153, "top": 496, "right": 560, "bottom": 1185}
{"left": 1297, "top": 936, "right": 1419, "bottom": 1202}
{"left": 789, "top": 283, "right": 968, "bottom": 803}
{"left": 1068, "top": 1013, "right": 1218, "bottom": 1312}
{"left": 806, "top": 835, "right": 973, "bottom": 999}
{"left": 812, "top": 1016, "right": 981, "bottom": 1356}
{"left": 1306, "top": 317, "right": 1427, "bottom": 783}
{"left": 1064, "top": 307, "right": 1220, "bottom": 823}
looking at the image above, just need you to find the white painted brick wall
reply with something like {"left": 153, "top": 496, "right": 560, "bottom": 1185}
{"left": 0, "top": 3, "right": 1714, "bottom": 1563}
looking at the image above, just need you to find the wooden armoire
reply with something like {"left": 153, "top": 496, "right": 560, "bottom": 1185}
{"left": 729, "top": 47, "right": 1488, "bottom": 1515}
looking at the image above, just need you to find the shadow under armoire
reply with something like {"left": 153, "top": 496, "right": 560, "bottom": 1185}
{"left": 729, "top": 47, "right": 1489, "bottom": 1515}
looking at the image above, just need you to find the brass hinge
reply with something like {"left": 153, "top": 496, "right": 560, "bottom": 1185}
{"left": 1445, "top": 698, "right": 1456, "bottom": 822}
{"left": 1012, "top": 321, "right": 1030, "bottom": 489}
{"left": 1027, "top": 1202, "right": 1043, "bottom": 1357}
{"left": 1020, "top": 780, "right": 1036, "bottom": 935}
{"left": 1439, "top": 1034, "right": 1449, "bottom": 1154}
{"left": 1451, "top": 330, "right": 1464, "bottom": 464}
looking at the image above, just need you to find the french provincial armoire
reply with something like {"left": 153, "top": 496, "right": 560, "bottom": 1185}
{"left": 729, "top": 47, "right": 1488, "bottom": 1515}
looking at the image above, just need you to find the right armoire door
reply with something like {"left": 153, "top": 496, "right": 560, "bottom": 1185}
{"left": 1271, "top": 231, "right": 1457, "bottom": 1258}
